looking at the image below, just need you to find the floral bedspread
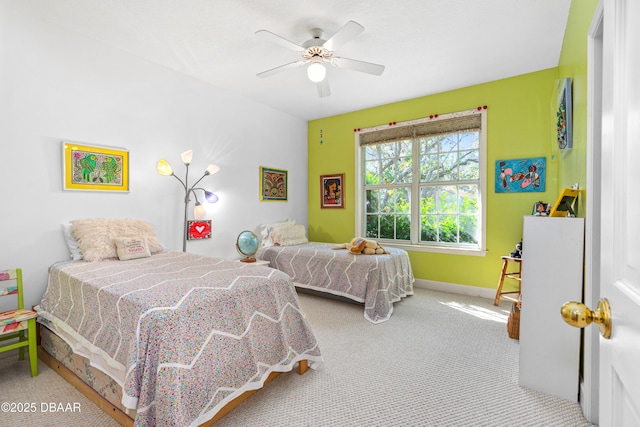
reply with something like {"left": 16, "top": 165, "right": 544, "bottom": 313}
{"left": 37, "top": 252, "right": 323, "bottom": 427}
{"left": 257, "top": 242, "right": 414, "bottom": 323}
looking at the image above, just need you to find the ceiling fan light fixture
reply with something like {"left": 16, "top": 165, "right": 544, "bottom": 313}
{"left": 307, "top": 60, "right": 326, "bottom": 82}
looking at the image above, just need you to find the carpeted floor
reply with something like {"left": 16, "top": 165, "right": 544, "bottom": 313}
{"left": 0, "top": 288, "right": 592, "bottom": 426}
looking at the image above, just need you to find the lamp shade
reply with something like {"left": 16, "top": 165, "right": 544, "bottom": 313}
{"left": 181, "top": 150, "right": 193, "bottom": 165}
{"left": 205, "top": 191, "right": 219, "bottom": 203}
{"left": 307, "top": 61, "right": 326, "bottom": 83}
{"left": 194, "top": 202, "right": 206, "bottom": 219}
{"left": 206, "top": 164, "right": 220, "bottom": 175}
{"left": 156, "top": 160, "right": 173, "bottom": 176}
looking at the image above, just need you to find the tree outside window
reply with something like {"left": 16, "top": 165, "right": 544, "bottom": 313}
{"left": 358, "top": 109, "right": 485, "bottom": 252}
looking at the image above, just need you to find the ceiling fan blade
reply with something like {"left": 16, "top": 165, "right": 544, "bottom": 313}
{"left": 332, "top": 57, "right": 385, "bottom": 76}
{"left": 322, "top": 20, "right": 364, "bottom": 51}
{"left": 257, "top": 60, "right": 306, "bottom": 78}
{"left": 255, "top": 29, "right": 305, "bottom": 52}
{"left": 317, "top": 79, "right": 331, "bottom": 97}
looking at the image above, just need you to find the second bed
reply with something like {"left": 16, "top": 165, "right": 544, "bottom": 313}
{"left": 257, "top": 242, "right": 414, "bottom": 324}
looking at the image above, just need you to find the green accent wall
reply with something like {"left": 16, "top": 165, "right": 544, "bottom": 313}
{"left": 556, "top": 0, "right": 600, "bottom": 216}
{"left": 307, "top": 0, "right": 599, "bottom": 290}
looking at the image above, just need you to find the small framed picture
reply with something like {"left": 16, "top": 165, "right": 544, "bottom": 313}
{"left": 532, "top": 201, "right": 550, "bottom": 216}
{"left": 549, "top": 188, "right": 580, "bottom": 217}
{"left": 62, "top": 141, "right": 129, "bottom": 192}
{"left": 260, "top": 166, "right": 288, "bottom": 202}
{"left": 320, "top": 173, "right": 344, "bottom": 209}
{"left": 187, "top": 220, "right": 212, "bottom": 240}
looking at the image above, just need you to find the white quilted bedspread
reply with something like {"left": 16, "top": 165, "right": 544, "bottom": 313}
{"left": 258, "top": 242, "right": 414, "bottom": 323}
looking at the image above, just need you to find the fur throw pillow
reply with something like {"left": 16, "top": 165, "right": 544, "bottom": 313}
{"left": 72, "top": 219, "right": 163, "bottom": 261}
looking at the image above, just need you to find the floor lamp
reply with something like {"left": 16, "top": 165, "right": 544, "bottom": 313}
{"left": 157, "top": 150, "right": 219, "bottom": 252}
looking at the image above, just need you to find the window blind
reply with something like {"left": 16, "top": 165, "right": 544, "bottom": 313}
{"left": 359, "top": 111, "right": 482, "bottom": 146}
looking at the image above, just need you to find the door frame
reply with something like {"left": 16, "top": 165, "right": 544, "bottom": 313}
{"left": 582, "top": 1, "right": 604, "bottom": 423}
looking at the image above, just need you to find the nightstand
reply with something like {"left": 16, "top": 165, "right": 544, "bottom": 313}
{"left": 236, "top": 259, "right": 270, "bottom": 267}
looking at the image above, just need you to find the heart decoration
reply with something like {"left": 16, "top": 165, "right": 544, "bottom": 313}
{"left": 187, "top": 220, "right": 211, "bottom": 240}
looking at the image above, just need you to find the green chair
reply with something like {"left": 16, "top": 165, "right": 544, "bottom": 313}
{"left": 0, "top": 268, "right": 38, "bottom": 376}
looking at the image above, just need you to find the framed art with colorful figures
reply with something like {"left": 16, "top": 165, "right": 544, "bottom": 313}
{"left": 62, "top": 141, "right": 129, "bottom": 192}
{"left": 260, "top": 166, "right": 288, "bottom": 202}
{"left": 555, "top": 77, "right": 573, "bottom": 155}
{"left": 495, "top": 157, "right": 546, "bottom": 193}
{"left": 320, "top": 173, "right": 344, "bottom": 209}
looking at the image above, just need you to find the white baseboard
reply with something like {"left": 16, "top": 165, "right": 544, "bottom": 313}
{"left": 413, "top": 278, "right": 496, "bottom": 300}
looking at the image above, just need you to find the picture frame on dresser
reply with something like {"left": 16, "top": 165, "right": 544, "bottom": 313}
{"left": 549, "top": 188, "right": 580, "bottom": 217}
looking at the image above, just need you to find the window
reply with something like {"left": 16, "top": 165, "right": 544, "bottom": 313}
{"left": 356, "top": 109, "right": 486, "bottom": 254}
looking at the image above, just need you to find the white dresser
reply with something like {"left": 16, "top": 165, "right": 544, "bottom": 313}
{"left": 518, "top": 216, "right": 585, "bottom": 401}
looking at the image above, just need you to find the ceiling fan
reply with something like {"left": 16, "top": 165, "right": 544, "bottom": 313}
{"left": 255, "top": 20, "right": 385, "bottom": 97}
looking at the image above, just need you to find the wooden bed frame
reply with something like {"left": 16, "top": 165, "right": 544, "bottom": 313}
{"left": 36, "top": 324, "right": 308, "bottom": 426}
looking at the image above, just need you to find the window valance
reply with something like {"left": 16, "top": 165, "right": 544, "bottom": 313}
{"left": 358, "top": 109, "right": 482, "bottom": 146}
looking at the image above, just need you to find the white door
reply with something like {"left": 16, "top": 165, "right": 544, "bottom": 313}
{"left": 599, "top": 0, "right": 640, "bottom": 424}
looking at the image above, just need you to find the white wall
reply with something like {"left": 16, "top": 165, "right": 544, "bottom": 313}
{"left": 0, "top": 5, "right": 308, "bottom": 308}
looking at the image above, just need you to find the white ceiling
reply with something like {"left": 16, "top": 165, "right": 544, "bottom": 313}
{"left": 9, "top": 0, "right": 572, "bottom": 121}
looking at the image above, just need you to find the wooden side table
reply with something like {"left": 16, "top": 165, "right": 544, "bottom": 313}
{"left": 494, "top": 256, "right": 522, "bottom": 306}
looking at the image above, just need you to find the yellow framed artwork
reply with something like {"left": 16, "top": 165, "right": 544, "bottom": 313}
{"left": 62, "top": 141, "right": 129, "bottom": 192}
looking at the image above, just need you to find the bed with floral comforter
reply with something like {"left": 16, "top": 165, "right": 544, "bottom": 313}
{"left": 37, "top": 251, "right": 323, "bottom": 427}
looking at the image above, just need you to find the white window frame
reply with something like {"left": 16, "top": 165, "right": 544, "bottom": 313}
{"left": 354, "top": 109, "right": 487, "bottom": 256}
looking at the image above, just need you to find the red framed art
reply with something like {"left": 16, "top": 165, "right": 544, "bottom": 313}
{"left": 320, "top": 173, "right": 344, "bottom": 209}
{"left": 187, "top": 220, "right": 212, "bottom": 240}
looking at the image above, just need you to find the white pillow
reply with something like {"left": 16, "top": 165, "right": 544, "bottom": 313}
{"left": 270, "top": 224, "right": 308, "bottom": 246}
{"left": 72, "top": 218, "right": 163, "bottom": 262}
{"left": 259, "top": 219, "right": 295, "bottom": 247}
{"left": 115, "top": 237, "right": 151, "bottom": 260}
{"left": 61, "top": 223, "right": 83, "bottom": 261}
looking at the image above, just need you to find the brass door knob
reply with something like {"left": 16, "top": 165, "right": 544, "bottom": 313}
{"left": 560, "top": 299, "right": 612, "bottom": 339}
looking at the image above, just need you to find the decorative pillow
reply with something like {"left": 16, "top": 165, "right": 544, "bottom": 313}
{"left": 71, "top": 219, "right": 163, "bottom": 262}
{"left": 259, "top": 219, "right": 295, "bottom": 247}
{"left": 270, "top": 224, "right": 308, "bottom": 246}
{"left": 61, "top": 223, "right": 83, "bottom": 260}
{"left": 114, "top": 237, "right": 151, "bottom": 260}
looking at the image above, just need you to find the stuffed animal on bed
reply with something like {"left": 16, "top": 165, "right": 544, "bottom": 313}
{"left": 333, "top": 237, "right": 390, "bottom": 255}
